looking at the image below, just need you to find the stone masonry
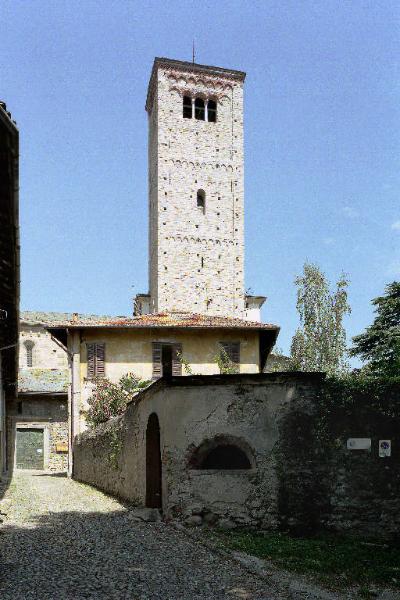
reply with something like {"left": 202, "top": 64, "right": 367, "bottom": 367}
{"left": 146, "top": 58, "right": 246, "bottom": 318}
{"left": 73, "top": 374, "right": 400, "bottom": 539}
{"left": 8, "top": 313, "right": 70, "bottom": 472}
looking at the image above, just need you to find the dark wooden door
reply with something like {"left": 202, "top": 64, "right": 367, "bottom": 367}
{"left": 16, "top": 428, "right": 44, "bottom": 469}
{"left": 146, "top": 414, "right": 162, "bottom": 509}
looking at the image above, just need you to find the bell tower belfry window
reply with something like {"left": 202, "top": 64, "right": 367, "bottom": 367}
{"left": 145, "top": 58, "right": 246, "bottom": 318}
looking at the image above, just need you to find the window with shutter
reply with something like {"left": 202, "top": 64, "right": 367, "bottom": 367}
{"left": 86, "top": 343, "right": 106, "bottom": 378}
{"left": 219, "top": 342, "right": 240, "bottom": 373}
{"left": 171, "top": 343, "right": 182, "bottom": 376}
{"left": 87, "top": 343, "right": 95, "bottom": 379}
{"left": 152, "top": 342, "right": 163, "bottom": 380}
{"left": 96, "top": 343, "right": 105, "bottom": 377}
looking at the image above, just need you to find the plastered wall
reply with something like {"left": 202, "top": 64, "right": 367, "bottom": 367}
{"left": 73, "top": 374, "right": 400, "bottom": 538}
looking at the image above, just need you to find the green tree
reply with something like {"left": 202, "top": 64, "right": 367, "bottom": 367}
{"left": 350, "top": 281, "right": 400, "bottom": 377}
{"left": 86, "top": 373, "right": 150, "bottom": 428}
{"left": 290, "top": 262, "right": 351, "bottom": 375}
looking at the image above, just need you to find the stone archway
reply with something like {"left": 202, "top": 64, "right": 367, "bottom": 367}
{"left": 145, "top": 413, "right": 162, "bottom": 509}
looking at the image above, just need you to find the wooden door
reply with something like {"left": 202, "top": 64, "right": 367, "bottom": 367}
{"left": 146, "top": 414, "right": 162, "bottom": 509}
{"left": 16, "top": 428, "right": 44, "bottom": 469}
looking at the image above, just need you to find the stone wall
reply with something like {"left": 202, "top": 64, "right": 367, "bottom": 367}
{"left": 73, "top": 374, "right": 400, "bottom": 539}
{"left": 7, "top": 395, "right": 68, "bottom": 472}
{"left": 147, "top": 59, "right": 246, "bottom": 318}
{"left": 19, "top": 322, "right": 68, "bottom": 371}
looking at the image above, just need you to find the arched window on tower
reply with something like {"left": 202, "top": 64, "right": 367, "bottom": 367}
{"left": 183, "top": 95, "right": 192, "bottom": 119}
{"left": 195, "top": 98, "right": 205, "bottom": 120}
{"left": 208, "top": 99, "right": 217, "bottom": 122}
{"left": 24, "top": 340, "right": 34, "bottom": 367}
{"left": 197, "top": 189, "right": 205, "bottom": 213}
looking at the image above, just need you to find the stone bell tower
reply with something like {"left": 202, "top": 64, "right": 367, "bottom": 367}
{"left": 144, "top": 57, "right": 247, "bottom": 319}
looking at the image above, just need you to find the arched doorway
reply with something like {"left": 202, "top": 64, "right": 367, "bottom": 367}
{"left": 146, "top": 413, "right": 162, "bottom": 509}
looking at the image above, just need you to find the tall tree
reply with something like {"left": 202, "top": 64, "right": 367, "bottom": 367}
{"left": 350, "top": 281, "right": 400, "bottom": 377}
{"left": 290, "top": 263, "right": 351, "bottom": 375}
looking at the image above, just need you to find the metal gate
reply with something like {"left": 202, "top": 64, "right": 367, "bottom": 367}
{"left": 16, "top": 428, "right": 44, "bottom": 469}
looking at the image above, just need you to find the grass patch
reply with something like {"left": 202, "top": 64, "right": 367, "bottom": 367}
{"left": 215, "top": 530, "right": 400, "bottom": 591}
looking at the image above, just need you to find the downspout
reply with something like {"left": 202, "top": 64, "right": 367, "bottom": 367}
{"left": 68, "top": 329, "right": 81, "bottom": 477}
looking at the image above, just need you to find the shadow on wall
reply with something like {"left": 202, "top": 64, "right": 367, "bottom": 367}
{"left": 0, "top": 405, "right": 15, "bottom": 501}
{"left": 0, "top": 509, "right": 262, "bottom": 599}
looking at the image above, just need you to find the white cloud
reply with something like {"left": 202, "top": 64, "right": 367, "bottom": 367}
{"left": 391, "top": 220, "right": 400, "bottom": 231}
{"left": 323, "top": 237, "right": 335, "bottom": 246}
{"left": 342, "top": 206, "right": 359, "bottom": 219}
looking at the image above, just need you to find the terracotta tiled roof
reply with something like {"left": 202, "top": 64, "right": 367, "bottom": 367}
{"left": 21, "top": 311, "right": 114, "bottom": 325}
{"left": 47, "top": 312, "right": 279, "bottom": 331}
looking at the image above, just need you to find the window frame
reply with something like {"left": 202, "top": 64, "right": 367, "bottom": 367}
{"left": 86, "top": 342, "right": 106, "bottom": 379}
{"left": 218, "top": 341, "right": 240, "bottom": 374}
{"left": 194, "top": 97, "right": 205, "bottom": 121}
{"left": 183, "top": 95, "right": 192, "bottom": 119}
{"left": 24, "top": 340, "right": 34, "bottom": 367}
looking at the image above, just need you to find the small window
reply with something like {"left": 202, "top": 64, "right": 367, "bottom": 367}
{"left": 195, "top": 98, "right": 205, "bottom": 120}
{"left": 152, "top": 342, "right": 182, "bottom": 380}
{"left": 24, "top": 341, "right": 34, "bottom": 367}
{"left": 183, "top": 96, "right": 192, "bottom": 119}
{"left": 218, "top": 342, "right": 240, "bottom": 374}
{"left": 87, "top": 343, "right": 105, "bottom": 378}
{"left": 208, "top": 99, "right": 217, "bottom": 122}
{"left": 197, "top": 189, "right": 205, "bottom": 212}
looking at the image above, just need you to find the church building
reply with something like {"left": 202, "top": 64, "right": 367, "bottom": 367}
{"left": 48, "top": 58, "right": 279, "bottom": 448}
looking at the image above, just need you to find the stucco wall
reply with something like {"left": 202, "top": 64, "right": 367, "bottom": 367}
{"left": 73, "top": 374, "right": 312, "bottom": 527}
{"left": 73, "top": 374, "right": 400, "bottom": 538}
{"left": 76, "top": 329, "right": 261, "bottom": 429}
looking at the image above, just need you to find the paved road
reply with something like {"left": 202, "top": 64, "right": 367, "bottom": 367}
{"left": 0, "top": 472, "right": 279, "bottom": 600}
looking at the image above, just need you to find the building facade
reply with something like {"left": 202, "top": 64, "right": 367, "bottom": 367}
{"left": 137, "top": 58, "right": 265, "bottom": 321}
{"left": 8, "top": 313, "right": 69, "bottom": 472}
{"left": 0, "top": 101, "right": 19, "bottom": 476}
{"left": 48, "top": 312, "right": 278, "bottom": 444}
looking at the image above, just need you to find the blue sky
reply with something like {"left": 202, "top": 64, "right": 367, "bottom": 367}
{"left": 1, "top": 0, "right": 399, "bottom": 356}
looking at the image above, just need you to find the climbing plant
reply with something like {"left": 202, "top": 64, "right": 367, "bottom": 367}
{"left": 86, "top": 373, "right": 150, "bottom": 428}
{"left": 214, "top": 347, "right": 238, "bottom": 374}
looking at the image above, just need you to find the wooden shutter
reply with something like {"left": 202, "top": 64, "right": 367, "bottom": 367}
{"left": 171, "top": 343, "right": 183, "bottom": 376}
{"left": 152, "top": 342, "right": 162, "bottom": 380}
{"left": 87, "top": 343, "right": 95, "bottom": 379}
{"left": 95, "top": 343, "right": 105, "bottom": 378}
{"left": 230, "top": 342, "right": 240, "bottom": 368}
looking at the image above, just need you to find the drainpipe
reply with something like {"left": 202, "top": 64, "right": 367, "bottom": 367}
{"left": 68, "top": 330, "right": 81, "bottom": 477}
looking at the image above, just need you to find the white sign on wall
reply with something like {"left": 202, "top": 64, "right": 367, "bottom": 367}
{"left": 347, "top": 438, "right": 371, "bottom": 451}
{"left": 379, "top": 440, "right": 391, "bottom": 458}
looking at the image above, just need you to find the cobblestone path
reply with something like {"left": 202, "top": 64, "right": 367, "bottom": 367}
{"left": 0, "top": 472, "right": 281, "bottom": 600}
